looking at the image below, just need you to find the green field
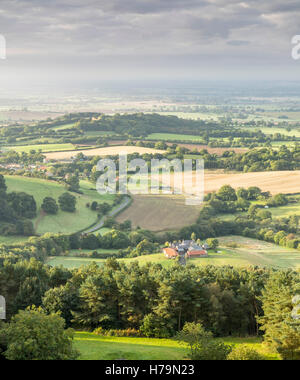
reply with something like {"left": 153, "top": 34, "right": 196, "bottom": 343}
{"left": 0, "top": 235, "right": 30, "bottom": 246}
{"left": 5, "top": 176, "right": 115, "bottom": 235}
{"left": 256, "top": 111, "right": 300, "bottom": 122}
{"left": 220, "top": 195, "right": 300, "bottom": 221}
{"left": 97, "top": 227, "right": 112, "bottom": 235}
{"left": 52, "top": 123, "right": 77, "bottom": 131}
{"left": 83, "top": 131, "right": 116, "bottom": 137}
{"left": 146, "top": 133, "right": 205, "bottom": 142}
{"left": 47, "top": 235, "right": 300, "bottom": 270}
{"left": 270, "top": 196, "right": 300, "bottom": 217}
{"left": 270, "top": 141, "right": 297, "bottom": 148}
{"left": 242, "top": 126, "right": 300, "bottom": 138}
{"left": 74, "top": 332, "right": 279, "bottom": 360}
{"left": 9, "top": 143, "right": 76, "bottom": 153}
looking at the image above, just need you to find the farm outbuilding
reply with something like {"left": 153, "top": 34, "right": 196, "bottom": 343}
{"left": 163, "top": 247, "right": 179, "bottom": 259}
{"left": 186, "top": 249, "right": 208, "bottom": 258}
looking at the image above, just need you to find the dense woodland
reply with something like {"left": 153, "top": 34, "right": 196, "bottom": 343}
{"left": 0, "top": 256, "right": 299, "bottom": 360}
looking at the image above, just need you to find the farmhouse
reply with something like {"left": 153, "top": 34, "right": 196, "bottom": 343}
{"left": 163, "top": 247, "right": 178, "bottom": 259}
{"left": 164, "top": 240, "right": 208, "bottom": 259}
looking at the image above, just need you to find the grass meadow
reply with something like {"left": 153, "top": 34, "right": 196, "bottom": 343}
{"left": 146, "top": 132, "right": 205, "bottom": 142}
{"left": 9, "top": 143, "right": 76, "bottom": 153}
{"left": 52, "top": 123, "right": 77, "bottom": 131}
{"left": 241, "top": 126, "right": 300, "bottom": 138}
{"left": 5, "top": 176, "right": 115, "bottom": 235}
{"left": 74, "top": 332, "right": 279, "bottom": 360}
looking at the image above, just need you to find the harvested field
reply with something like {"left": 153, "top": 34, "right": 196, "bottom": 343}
{"left": 117, "top": 170, "right": 300, "bottom": 232}
{"left": 203, "top": 170, "right": 300, "bottom": 195}
{"left": 159, "top": 170, "right": 300, "bottom": 197}
{"left": 45, "top": 146, "right": 165, "bottom": 161}
{"left": 116, "top": 194, "right": 202, "bottom": 232}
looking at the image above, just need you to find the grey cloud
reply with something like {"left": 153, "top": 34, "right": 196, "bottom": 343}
{"left": 0, "top": 0, "right": 299, "bottom": 83}
{"left": 227, "top": 40, "right": 250, "bottom": 46}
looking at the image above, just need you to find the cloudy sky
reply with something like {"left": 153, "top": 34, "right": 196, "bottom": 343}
{"left": 0, "top": 0, "right": 300, "bottom": 90}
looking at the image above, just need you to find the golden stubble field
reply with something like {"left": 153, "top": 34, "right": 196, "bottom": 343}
{"left": 203, "top": 170, "right": 300, "bottom": 195}
{"left": 45, "top": 146, "right": 165, "bottom": 160}
{"left": 117, "top": 170, "right": 300, "bottom": 231}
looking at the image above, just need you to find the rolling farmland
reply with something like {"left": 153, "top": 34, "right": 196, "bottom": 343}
{"left": 116, "top": 170, "right": 300, "bottom": 232}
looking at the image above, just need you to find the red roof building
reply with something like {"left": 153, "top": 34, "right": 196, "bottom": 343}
{"left": 186, "top": 250, "right": 208, "bottom": 258}
{"left": 163, "top": 247, "right": 179, "bottom": 259}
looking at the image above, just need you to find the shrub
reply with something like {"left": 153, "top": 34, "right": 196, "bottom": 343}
{"left": 227, "top": 345, "right": 265, "bottom": 360}
{"left": 175, "top": 322, "right": 232, "bottom": 360}
{"left": 2, "top": 307, "right": 79, "bottom": 360}
{"left": 93, "top": 327, "right": 141, "bottom": 337}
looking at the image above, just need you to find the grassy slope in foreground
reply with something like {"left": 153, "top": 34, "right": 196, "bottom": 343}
{"left": 74, "top": 332, "right": 279, "bottom": 360}
{"left": 47, "top": 236, "right": 300, "bottom": 270}
{"left": 5, "top": 176, "right": 114, "bottom": 235}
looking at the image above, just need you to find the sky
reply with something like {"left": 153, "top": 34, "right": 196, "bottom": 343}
{"left": 0, "top": 0, "right": 300, "bottom": 91}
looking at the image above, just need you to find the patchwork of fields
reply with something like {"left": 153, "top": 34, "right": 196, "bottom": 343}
{"left": 116, "top": 170, "right": 300, "bottom": 233}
